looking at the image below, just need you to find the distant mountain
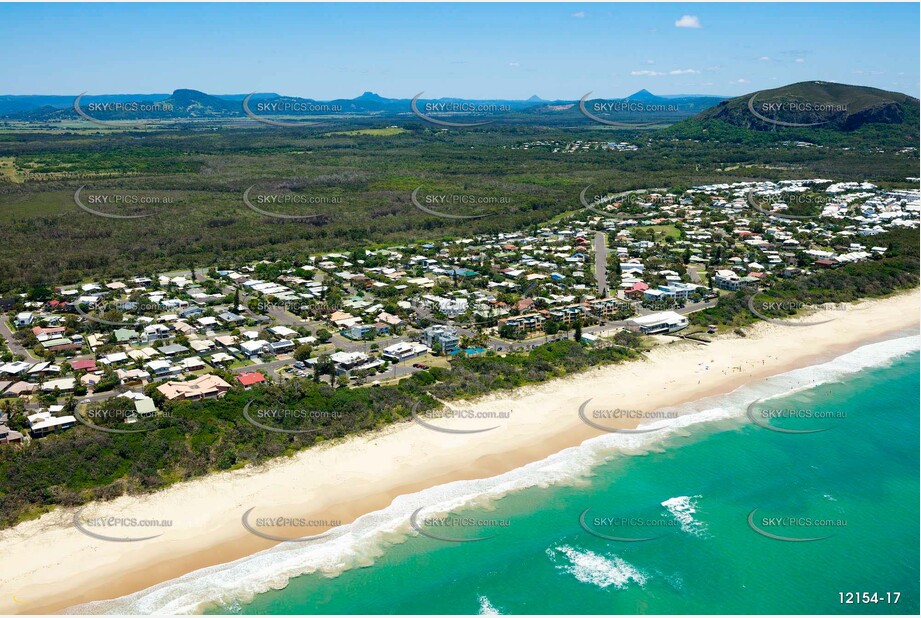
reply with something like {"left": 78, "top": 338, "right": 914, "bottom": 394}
{"left": 354, "top": 91, "right": 389, "bottom": 102}
{"left": 0, "top": 88, "right": 728, "bottom": 122}
{"left": 0, "top": 93, "right": 169, "bottom": 116}
{"left": 3, "top": 85, "right": 916, "bottom": 131}
{"left": 694, "top": 81, "right": 919, "bottom": 132}
{"left": 627, "top": 89, "right": 658, "bottom": 102}
{"left": 163, "top": 89, "right": 240, "bottom": 115}
{"left": 522, "top": 90, "right": 726, "bottom": 125}
{"left": 212, "top": 93, "right": 280, "bottom": 102}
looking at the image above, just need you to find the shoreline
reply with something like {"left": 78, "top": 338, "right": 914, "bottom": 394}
{"left": 2, "top": 291, "right": 918, "bottom": 615}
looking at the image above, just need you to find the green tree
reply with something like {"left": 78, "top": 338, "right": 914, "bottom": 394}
{"left": 293, "top": 344, "right": 313, "bottom": 362}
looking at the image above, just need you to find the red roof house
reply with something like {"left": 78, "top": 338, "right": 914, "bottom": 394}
{"left": 70, "top": 359, "right": 98, "bottom": 372}
{"left": 236, "top": 372, "right": 266, "bottom": 387}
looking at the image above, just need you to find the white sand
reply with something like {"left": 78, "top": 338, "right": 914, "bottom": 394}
{"left": 1, "top": 291, "right": 918, "bottom": 614}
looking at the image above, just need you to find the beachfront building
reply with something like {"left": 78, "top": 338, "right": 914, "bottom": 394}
{"left": 381, "top": 341, "right": 429, "bottom": 362}
{"left": 628, "top": 311, "right": 689, "bottom": 335}
{"left": 713, "top": 269, "right": 743, "bottom": 291}
{"left": 329, "top": 351, "right": 384, "bottom": 375}
{"left": 0, "top": 424, "right": 24, "bottom": 444}
{"left": 419, "top": 325, "right": 460, "bottom": 354}
{"left": 656, "top": 282, "right": 702, "bottom": 300}
{"left": 499, "top": 313, "right": 546, "bottom": 336}
{"left": 27, "top": 411, "right": 77, "bottom": 437}
{"left": 157, "top": 374, "right": 232, "bottom": 401}
{"left": 587, "top": 298, "right": 633, "bottom": 318}
{"left": 547, "top": 304, "right": 587, "bottom": 325}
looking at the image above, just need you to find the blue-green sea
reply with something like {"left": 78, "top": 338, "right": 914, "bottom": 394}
{"left": 85, "top": 336, "right": 920, "bottom": 615}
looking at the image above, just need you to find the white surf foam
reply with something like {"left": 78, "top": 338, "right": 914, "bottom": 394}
{"left": 547, "top": 545, "right": 647, "bottom": 590}
{"left": 661, "top": 495, "right": 708, "bottom": 538}
{"left": 70, "top": 334, "right": 919, "bottom": 614}
{"left": 477, "top": 595, "right": 500, "bottom": 615}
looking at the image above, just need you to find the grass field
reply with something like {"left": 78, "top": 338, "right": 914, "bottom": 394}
{"left": 634, "top": 224, "right": 681, "bottom": 239}
{"left": 0, "top": 157, "right": 21, "bottom": 183}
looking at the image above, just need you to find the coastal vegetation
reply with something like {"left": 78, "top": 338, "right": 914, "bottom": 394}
{"left": 0, "top": 338, "right": 642, "bottom": 528}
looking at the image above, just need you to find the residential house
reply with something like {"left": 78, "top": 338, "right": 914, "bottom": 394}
{"left": 157, "top": 374, "right": 232, "bottom": 401}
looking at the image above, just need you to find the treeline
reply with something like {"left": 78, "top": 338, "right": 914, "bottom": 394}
{"left": 1, "top": 123, "right": 917, "bottom": 291}
{"left": 0, "top": 336, "right": 643, "bottom": 528}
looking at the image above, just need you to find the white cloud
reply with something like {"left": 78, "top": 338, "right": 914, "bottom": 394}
{"left": 675, "top": 15, "right": 702, "bottom": 29}
{"left": 631, "top": 68, "right": 699, "bottom": 77}
{"left": 646, "top": 60, "right": 656, "bottom": 65}
{"left": 730, "top": 78, "right": 750, "bottom": 84}
{"left": 508, "top": 62, "right": 521, "bottom": 68}
{"left": 571, "top": 11, "right": 585, "bottom": 18}
{"left": 794, "top": 58, "right": 805, "bottom": 63}
{"left": 758, "top": 56, "right": 771, "bottom": 62}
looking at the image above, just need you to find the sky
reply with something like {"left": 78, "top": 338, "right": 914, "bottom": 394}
{"left": 1, "top": 3, "right": 918, "bottom": 98}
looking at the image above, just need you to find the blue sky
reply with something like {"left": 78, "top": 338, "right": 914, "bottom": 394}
{"left": 2, "top": 3, "right": 918, "bottom": 98}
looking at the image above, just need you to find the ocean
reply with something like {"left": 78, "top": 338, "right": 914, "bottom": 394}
{"left": 80, "top": 334, "right": 920, "bottom": 615}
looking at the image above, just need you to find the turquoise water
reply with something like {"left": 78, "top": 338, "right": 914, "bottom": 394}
{"left": 221, "top": 349, "right": 919, "bottom": 614}
{"left": 85, "top": 339, "right": 920, "bottom": 615}
{"left": 449, "top": 347, "right": 487, "bottom": 356}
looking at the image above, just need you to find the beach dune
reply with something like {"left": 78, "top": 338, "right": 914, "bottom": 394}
{"left": 1, "top": 292, "right": 918, "bottom": 615}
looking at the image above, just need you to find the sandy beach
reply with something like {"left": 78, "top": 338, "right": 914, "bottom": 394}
{"left": 1, "top": 291, "right": 918, "bottom": 615}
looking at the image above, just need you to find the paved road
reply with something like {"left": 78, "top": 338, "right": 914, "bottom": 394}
{"left": 231, "top": 357, "right": 293, "bottom": 379}
{"left": 0, "top": 316, "right": 39, "bottom": 361}
{"left": 594, "top": 231, "right": 608, "bottom": 296}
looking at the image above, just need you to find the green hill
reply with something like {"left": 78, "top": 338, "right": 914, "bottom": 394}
{"left": 666, "top": 81, "right": 919, "bottom": 147}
